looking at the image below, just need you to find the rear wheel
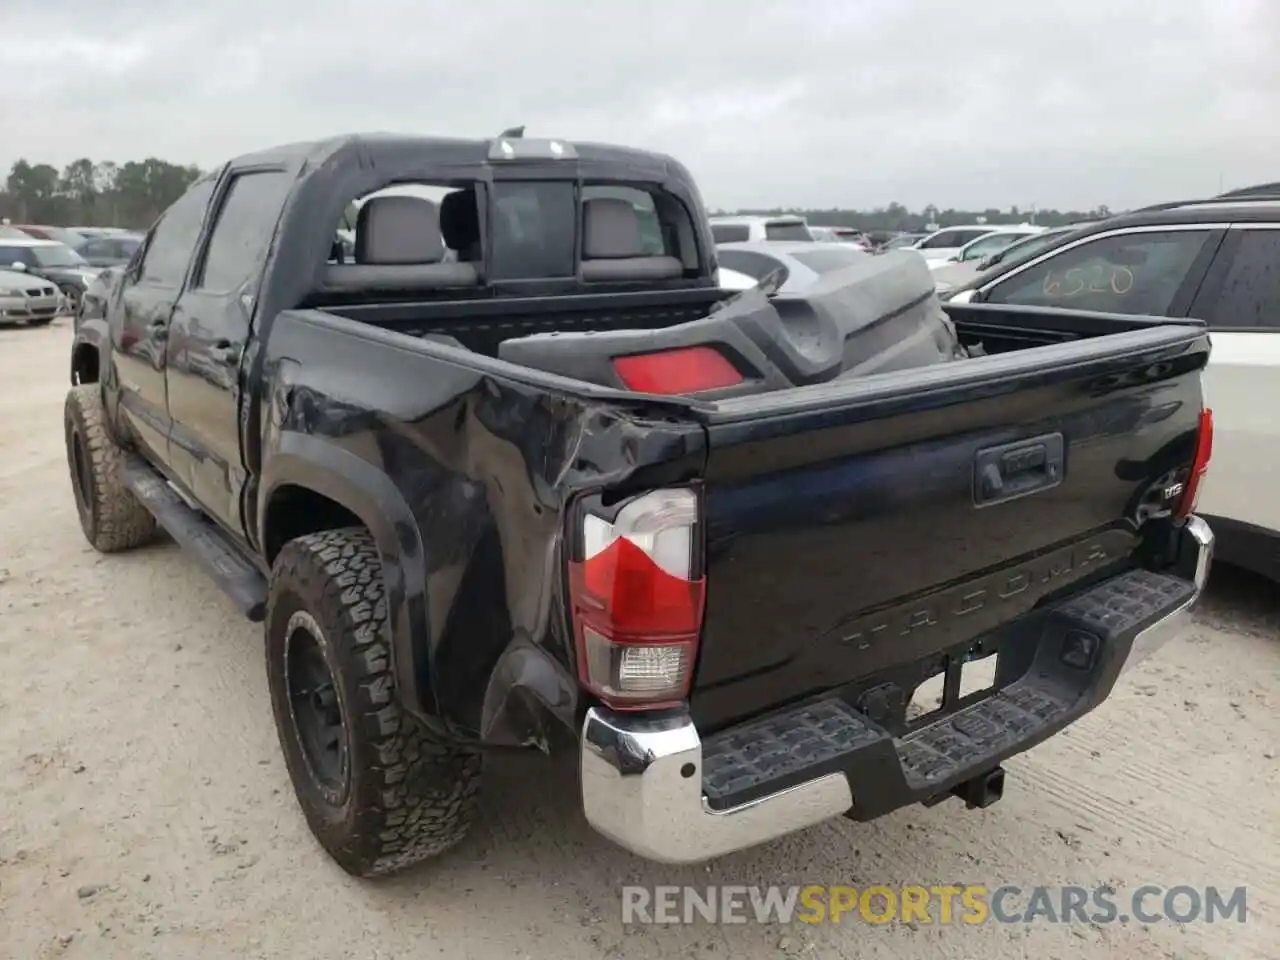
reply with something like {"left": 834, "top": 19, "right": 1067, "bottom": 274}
{"left": 63, "top": 385, "right": 157, "bottom": 552}
{"left": 266, "top": 527, "right": 482, "bottom": 877}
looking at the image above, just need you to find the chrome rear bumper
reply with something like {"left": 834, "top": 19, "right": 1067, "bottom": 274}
{"left": 579, "top": 516, "right": 1213, "bottom": 864}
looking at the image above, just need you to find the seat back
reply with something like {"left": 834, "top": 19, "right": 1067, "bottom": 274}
{"left": 580, "top": 197, "right": 683, "bottom": 281}
{"left": 323, "top": 195, "right": 478, "bottom": 291}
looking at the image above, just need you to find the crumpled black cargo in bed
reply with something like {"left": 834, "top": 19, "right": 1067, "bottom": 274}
{"left": 497, "top": 250, "right": 966, "bottom": 396}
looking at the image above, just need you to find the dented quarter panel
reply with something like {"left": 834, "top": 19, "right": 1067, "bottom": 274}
{"left": 255, "top": 309, "right": 707, "bottom": 744}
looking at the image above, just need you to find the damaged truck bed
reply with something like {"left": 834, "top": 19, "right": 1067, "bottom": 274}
{"left": 68, "top": 131, "right": 1214, "bottom": 877}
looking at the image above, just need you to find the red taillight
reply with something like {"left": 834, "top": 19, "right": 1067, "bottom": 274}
{"left": 611, "top": 347, "right": 744, "bottom": 395}
{"left": 567, "top": 488, "right": 704, "bottom": 709}
{"left": 1174, "top": 407, "right": 1214, "bottom": 520}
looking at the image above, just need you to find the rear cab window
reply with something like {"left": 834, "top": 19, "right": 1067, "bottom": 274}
{"left": 330, "top": 176, "right": 697, "bottom": 288}
{"left": 764, "top": 219, "right": 813, "bottom": 242}
{"left": 711, "top": 224, "right": 750, "bottom": 243}
{"left": 489, "top": 181, "right": 578, "bottom": 279}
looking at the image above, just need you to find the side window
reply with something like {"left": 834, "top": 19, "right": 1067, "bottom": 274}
{"left": 197, "top": 171, "right": 294, "bottom": 293}
{"left": 1201, "top": 231, "right": 1280, "bottom": 328}
{"left": 139, "top": 178, "right": 216, "bottom": 286}
{"left": 80, "top": 239, "right": 107, "bottom": 257}
{"left": 985, "top": 230, "right": 1213, "bottom": 316}
{"left": 0, "top": 246, "right": 34, "bottom": 268}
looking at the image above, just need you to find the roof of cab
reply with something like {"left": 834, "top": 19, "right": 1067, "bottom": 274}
{"left": 224, "top": 131, "right": 689, "bottom": 180}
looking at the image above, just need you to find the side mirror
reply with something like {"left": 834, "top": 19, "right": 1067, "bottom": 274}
{"left": 977, "top": 255, "right": 995, "bottom": 270}
{"left": 10, "top": 260, "right": 26, "bottom": 271}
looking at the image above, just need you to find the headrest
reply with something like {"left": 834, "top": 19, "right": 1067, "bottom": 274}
{"left": 583, "top": 197, "right": 643, "bottom": 259}
{"left": 439, "top": 188, "right": 480, "bottom": 252}
{"left": 355, "top": 195, "right": 443, "bottom": 264}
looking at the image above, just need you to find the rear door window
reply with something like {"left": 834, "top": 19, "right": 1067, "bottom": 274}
{"left": 196, "top": 171, "right": 293, "bottom": 293}
{"left": 1195, "top": 230, "right": 1280, "bottom": 328}
{"left": 983, "top": 230, "right": 1214, "bottom": 316}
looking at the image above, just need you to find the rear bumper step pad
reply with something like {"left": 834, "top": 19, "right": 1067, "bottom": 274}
{"left": 700, "top": 566, "right": 1198, "bottom": 814}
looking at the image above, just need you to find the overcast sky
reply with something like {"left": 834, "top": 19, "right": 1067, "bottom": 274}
{"left": 2, "top": 0, "right": 1277, "bottom": 211}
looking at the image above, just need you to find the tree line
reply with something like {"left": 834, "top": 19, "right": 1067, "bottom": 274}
{"left": 1, "top": 155, "right": 1117, "bottom": 235}
{"left": 1, "top": 158, "right": 204, "bottom": 231}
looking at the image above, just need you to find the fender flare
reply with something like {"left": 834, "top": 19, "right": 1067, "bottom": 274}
{"left": 259, "top": 431, "right": 436, "bottom": 721}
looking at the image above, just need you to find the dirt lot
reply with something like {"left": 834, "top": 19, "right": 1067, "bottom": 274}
{"left": 1, "top": 321, "right": 1277, "bottom": 960}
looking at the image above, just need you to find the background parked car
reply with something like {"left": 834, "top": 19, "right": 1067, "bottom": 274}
{"left": 708, "top": 214, "right": 814, "bottom": 243}
{"left": 809, "top": 225, "right": 873, "bottom": 250}
{"left": 0, "top": 266, "right": 59, "bottom": 326}
{"left": 929, "top": 226, "right": 1046, "bottom": 269}
{"left": 67, "top": 226, "right": 133, "bottom": 239}
{"left": 877, "top": 232, "right": 928, "bottom": 251}
{"left": 0, "top": 238, "right": 101, "bottom": 314}
{"left": 931, "top": 224, "right": 1093, "bottom": 295}
{"left": 76, "top": 231, "right": 143, "bottom": 267}
{"left": 912, "top": 224, "right": 1043, "bottom": 264}
{"left": 946, "top": 190, "right": 1280, "bottom": 580}
{"left": 11, "top": 224, "right": 89, "bottom": 247}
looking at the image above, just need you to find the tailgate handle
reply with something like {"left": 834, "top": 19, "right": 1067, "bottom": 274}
{"left": 974, "top": 433, "right": 1065, "bottom": 506}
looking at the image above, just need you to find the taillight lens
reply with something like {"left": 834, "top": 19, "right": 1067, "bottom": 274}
{"left": 1174, "top": 407, "right": 1213, "bottom": 520}
{"left": 567, "top": 488, "right": 705, "bottom": 709}
{"left": 611, "top": 346, "right": 744, "bottom": 395}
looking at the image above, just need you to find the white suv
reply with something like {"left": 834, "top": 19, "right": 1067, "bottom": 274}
{"left": 708, "top": 215, "right": 814, "bottom": 244}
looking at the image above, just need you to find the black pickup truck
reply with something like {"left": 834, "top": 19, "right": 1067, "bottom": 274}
{"left": 66, "top": 132, "right": 1214, "bottom": 878}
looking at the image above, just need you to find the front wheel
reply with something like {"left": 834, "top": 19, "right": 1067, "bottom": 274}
{"left": 63, "top": 385, "right": 157, "bottom": 552}
{"left": 265, "top": 527, "right": 482, "bottom": 878}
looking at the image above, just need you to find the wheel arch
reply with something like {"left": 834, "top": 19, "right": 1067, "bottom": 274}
{"left": 261, "top": 433, "right": 435, "bottom": 722}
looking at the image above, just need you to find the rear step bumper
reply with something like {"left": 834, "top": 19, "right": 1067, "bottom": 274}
{"left": 580, "top": 516, "right": 1213, "bottom": 863}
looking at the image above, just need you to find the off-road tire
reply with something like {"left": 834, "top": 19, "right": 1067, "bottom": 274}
{"left": 266, "top": 527, "right": 482, "bottom": 878}
{"left": 64, "top": 384, "right": 157, "bottom": 553}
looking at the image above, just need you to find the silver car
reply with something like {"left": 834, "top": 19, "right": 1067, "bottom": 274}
{"left": 0, "top": 267, "right": 59, "bottom": 326}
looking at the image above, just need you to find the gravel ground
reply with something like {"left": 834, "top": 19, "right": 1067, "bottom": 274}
{"left": 1, "top": 321, "right": 1277, "bottom": 960}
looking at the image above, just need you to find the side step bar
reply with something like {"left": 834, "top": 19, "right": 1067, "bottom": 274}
{"left": 121, "top": 456, "right": 267, "bottom": 621}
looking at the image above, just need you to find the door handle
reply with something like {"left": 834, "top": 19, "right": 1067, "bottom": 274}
{"left": 974, "top": 433, "right": 1065, "bottom": 506}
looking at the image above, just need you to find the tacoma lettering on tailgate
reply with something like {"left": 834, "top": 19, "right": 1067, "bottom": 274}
{"left": 831, "top": 530, "right": 1134, "bottom": 653}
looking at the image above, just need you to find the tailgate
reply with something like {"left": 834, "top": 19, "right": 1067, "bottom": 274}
{"left": 689, "top": 324, "right": 1209, "bottom": 732}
